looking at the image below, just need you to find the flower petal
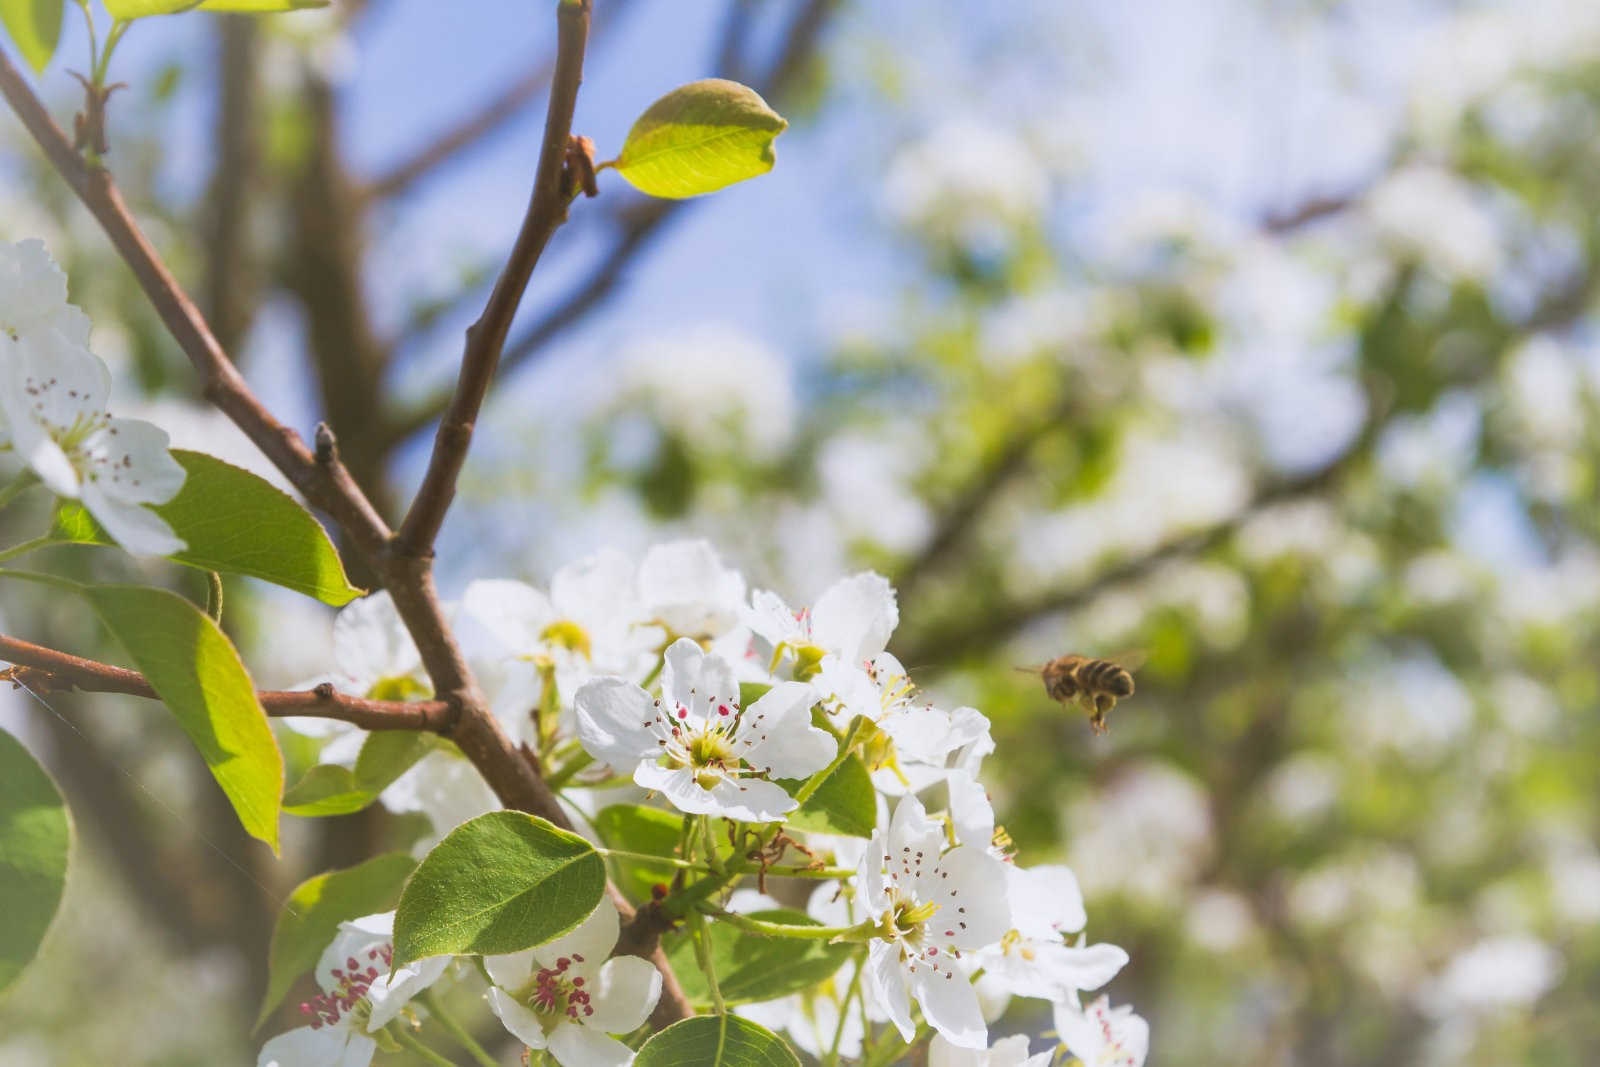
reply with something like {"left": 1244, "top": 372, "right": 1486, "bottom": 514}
{"left": 549, "top": 1021, "right": 635, "bottom": 1067}
{"left": 911, "top": 965, "right": 987, "bottom": 1050}
{"left": 811, "top": 572, "right": 898, "bottom": 663}
{"left": 79, "top": 482, "right": 185, "bottom": 557}
{"left": 484, "top": 947, "right": 538, "bottom": 990}
{"left": 634, "top": 763, "right": 720, "bottom": 816}
{"left": 1009, "top": 864, "right": 1086, "bottom": 938}
{"left": 865, "top": 941, "right": 915, "bottom": 1042}
{"left": 366, "top": 954, "right": 448, "bottom": 1030}
{"left": 737, "top": 681, "right": 834, "bottom": 779}
{"left": 575, "top": 677, "right": 665, "bottom": 770}
{"left": 258, "top": 1025, "right": 375, "bottom": 1067}
{"left": 582, "top": 954, "right": 662, "bottom": 1033}
{"left": 459, "top": 579, "right": 553, "bottom": 654}
{"left": 488, "top": 985, "right": 549, "bottom": 1050}
{"left": 707, "top": 776, "right": 798, "bottom": 822}
{"left": 535, "top": 896, "right": 619, "bottom": 972}
{"left": 333, "top": 592, "right": 422, "bottom": 693}
{"left": 80, "top": 416, "right": 186, "bottom": 505}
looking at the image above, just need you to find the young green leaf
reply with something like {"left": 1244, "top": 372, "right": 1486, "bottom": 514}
{"left": 594, "top": 803, "right": 688, "bottom": 902}
{"left": 636, "top": 1014, "right": 801, "bottom": 1067}
{"left": 664, "top": 908, "right": 852, "bottom": 1008}
{"left": 282, "top": 732, "right": 437, "bottom": 817}
{"left": 780, "top": 754, "right": 876, "bottom": 838}
{"left": 393, "top": 811, "right": 606, "bottom": 964}
{"left": 255, "top": 852, "right": 416, "bottom": 1030}
{"left": 104, "top": 0, "right": 325, "bottom": 15}
{"left": 53, "top": 450, "right": 363, "bottom": 606}
{"left": 84, "top": 584, "right": 284, "bottom": 853}
{"left": 610, "top": 78, "right": 788, "bottom": 199}
{"left": 0, "top": 726, "right": 70, "bottom": 996}
{"left": 0, "top": 0, "right": 63, "bottom": 73}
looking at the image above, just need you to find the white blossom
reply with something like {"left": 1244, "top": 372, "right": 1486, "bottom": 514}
{"left": 974, "top": 865, "right": 1128, "bottom": 1006}
{"left": 257, "top": 913, "right": 446, "bottom": 1067}
{"left": 575, "top": 638, "right": 834, "bottom": 821}
{"left": 1053, "top": 996, "right": 1150, "bottom": 1067}
{"left": 929, "top": 1033, "right": 1053, "bottom": 1067}
{"left": 856, "top": 795, "right": 1011, "bottom": 1049}
{"left": 637, "top": 539, "right": 746, "bottom": 639}
{"left": 485, "top": 897, "right": 662, "bottom": 1067}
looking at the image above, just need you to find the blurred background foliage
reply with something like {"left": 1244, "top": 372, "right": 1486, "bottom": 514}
{"left": 4, "top": 0, "right": 1600, "bottom": 1063}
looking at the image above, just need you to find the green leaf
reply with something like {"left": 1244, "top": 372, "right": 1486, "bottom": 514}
{"left": 636, "top": 1015, "right": 801, "bottom": 1067}
{"left": 104, "top": 0, "right": 325, "bottom": 15}
{"left": 84, "top": 584, "right": 283, "bottom": 853}
{"left": 594, "top": 803, "right": 687, "bottom": 903}
{"left": 256, "top": 852, "right": 415, "bottom": 1030}
{"left": 0, "top": 0, "right": 63, "bottom": 73}
{"left": 53, "top": 450, "right": 363, "bottom": 606}
{"left": 665, "top": 908, "right": 851, "bottom": 1008}
{"left": 393, "top": 811, "right": 606, "bottom": 964}
{"left": 780, "top": 754, "right": 876, "bottom": 838}
{"left": 0, "top": 726, "right": 70, "bottom": 997}
{"left": 282, "top": 732, "right": 435, "bottom": 817}
{"left": 611, "top": 78, "right": 788, "bottom": 199}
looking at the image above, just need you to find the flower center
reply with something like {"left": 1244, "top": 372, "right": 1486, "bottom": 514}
{"left": 298, "top": 942, "right": 392, "bottom": 1030}
{"left": 881, "top": 889, "right": 939, "bottom": 941}
{"left": 518, "top": 953, "right": 595, "bottom": 1031}
{"left": 540, "top": 619, "right": 592, "bottom": 659}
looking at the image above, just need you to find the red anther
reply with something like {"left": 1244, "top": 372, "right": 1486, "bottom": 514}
{"left": 572, "top": 977, "right": 584, "bottom": 986}
{"left": 677, "top": 708, "right": 687, "bottom": 719}
{"left": 651, "top": 883, "right": 669, "bottom": 900}
{"left": 572, "top": 954, "right": 585, "bottom": 962}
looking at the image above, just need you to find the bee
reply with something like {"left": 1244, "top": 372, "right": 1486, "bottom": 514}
{"left": 1019, "top": 653, "right": 1139, "bottom": 734}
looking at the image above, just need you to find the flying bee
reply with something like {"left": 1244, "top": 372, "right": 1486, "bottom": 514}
{"left": 1018, "top": 653, "right": 1139, "bottom": 734}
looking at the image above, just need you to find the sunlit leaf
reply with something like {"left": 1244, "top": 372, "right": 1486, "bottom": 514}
{"left": 282, "top": 732, "right": 436, "bottom": 817}
{"left": 780, "top": 754, "right": 875, "bottom": 838}
{"left": 393, "top": 811, "right": 605, "bottom": 964}
{"left": 611, "top": 78, "right": 787, "bottom": 199}
{"left": 0, "top": 726, "right": 70, "bottom": 996}
{"left": 54, "top": 450, "right": 363, "bottom": 606}
{"left": 636, "top": 1015, "right": 801, "bottom": 1067}
{"left": 85, "top": 584, "right": 283, "bottom": 853}
{"left": 0, "top": 0, "right": 62, "bottom": 73}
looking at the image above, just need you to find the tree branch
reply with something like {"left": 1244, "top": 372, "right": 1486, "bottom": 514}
{"left": 0, "top": 47, "right": 392, "bottom": 559}
{"left": 0, "top": 633, "right": 453, "bottom": 731}
{"left": 383, "top": 0, "right": 840, "bottom": 443}
{"left": 392, "top": 0, "right": 592, "bottom": 557}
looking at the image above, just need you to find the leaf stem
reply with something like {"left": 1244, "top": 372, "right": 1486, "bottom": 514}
{"left": 420, "top": 990, "right": 500, "bottom": 1067}
{"left": 688, "top": 907, "right": 726, "bottom": 1016}
{"left": 204, "top": 571, "right": 224, "bottom": 623}
{"left": 0, "top": 536, "right": 55, "bottom": 565}
{"left": 0, "top": 471, "right": 39, "bottom": 512}
{"left": 699, "top": 905, "right": 871, "bottom": 942}
{"left": 389, "top": 1025, "right": 458, "bottom": 1067}
{"left": 545, "top": 748, "right": 594, "bottom": 791}
{"left": 793, "top": 715, "right": 871, "bottom": 807}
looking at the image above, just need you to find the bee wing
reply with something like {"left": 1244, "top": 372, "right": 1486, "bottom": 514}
{"left": 1105, "top": 648, "right": 1148, "bottom": 672}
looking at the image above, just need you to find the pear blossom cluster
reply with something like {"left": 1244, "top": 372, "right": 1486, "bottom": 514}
{"left": 276, "top": 540, "right": 1143, "bottom": 1064}
{"left": 0, "top": 239, "right": 186, "bottom": 556}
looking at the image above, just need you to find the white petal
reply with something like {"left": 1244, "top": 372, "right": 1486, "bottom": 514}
{"left": 575, "top": 677, "right": 665, "bottom": 770}
{"left": 549, "top": 1022, "right": 635, "bottom": 1067}
{"left": 660, "top": 638, "right": 708, "bottom": 718}
{"left": 707, "top": 776, "right": 798, "bottom": 822}
{"left": 638, "top": 539, "right": 745, "bottom": 637}
{"left": 946, "top": 770, "right": 994, "bottom": 851}
{"left": 911, "top": 965, "right": 987, "bottom": 1050}
{"left": 535, "top": 896, "right": 619, "bottom": 972}
{"left": 79, "top": 416, "right": 186, "bottom": 505}
{"left": 366, "top": 954, "right": 449, "bottom": 1030}
{"left": 743, "top": 589, "right": 804, "bottom": 649}
{"left": 333, "top": 592, "right": 421, "bottom": 691}
{"left": 488, "top": 985, "right": 549, "bottom": 1050}
{"left": 928, "top": 1033, "right": 983, "bottom": 1067}
{"left": 635, "top": 763, "right": 721, "bottom": 816}
{"left": 258, "top": 1026, "right": 375, "bottom": 1067}
{"left": 810, "top": 572, "right": 898, "bottom": 663}
{"left": 79, "top": 483, "right": 185, "bottom": 557}
{"left": 887, "top": 794, "right": 944, "bottom": 865}
{"left": 865, "top": 941, "right": 915, "bottom": 1042}
{"left": 922, "top": 847, "right": 1011, "bottom": 951}
{"left": 858, "top": 829, "right": 889, "bottom": 912}
{"left": 484, "top": 947, "right": 538, "bottom": 990}
{"left": 4, "top": 327, "right": 110, "bottom": 432}
{"left": 314, "top": 914, "right": 392, "bottom": 993}
{"left": 1009, "top": 864, "right": 1086, "bottom": 937}
{"left": 737, "top": 682, "right": 834, "bottom": 779}
{"left": 551, "top": 548, "right": 636, "bottom": 622}
{"left": 583, "top": 955, "right": 662, "bottom": 1033}
{"left": 460, "top": 579, "right": 553, "bottom": 654}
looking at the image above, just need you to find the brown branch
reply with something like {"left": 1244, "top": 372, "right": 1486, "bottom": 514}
{"left": 0, "top": 47, "right": 393, "bottom": 559}
{"left": 383, "top": 0, "right": 840, "bottom": 443}
{"left": 363, "top": 0, "right": 637, "bottom": 202}
{"left": 393, "top": 0, "right": 592, "bottom": 557}
{"left": 0, "top": 633, "right": 453, "bottom": 731}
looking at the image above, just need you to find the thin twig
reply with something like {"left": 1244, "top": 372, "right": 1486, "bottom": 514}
{"left": 0, "top": 633, "right": 453, "bottom": 731}
{"left": 393, "top": 0, "right": 592, "bottom": 557}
